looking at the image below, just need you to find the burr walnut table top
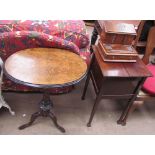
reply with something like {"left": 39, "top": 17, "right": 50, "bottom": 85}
{"left": 4, "top": 48, "right": 87, "bottom": 88}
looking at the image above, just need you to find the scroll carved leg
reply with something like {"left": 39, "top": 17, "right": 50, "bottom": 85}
{"left": 18, "top": 91, "right": 65, "bottom": 133}
{"left": 49, "top": 112, "right": 65, "bottom": 133}
{"left": 19, "top": 111, "right": 41, "bottom": 130}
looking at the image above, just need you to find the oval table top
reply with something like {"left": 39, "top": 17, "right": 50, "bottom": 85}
{"left": 4, "top": 48, "right": 87, "bottom": 88}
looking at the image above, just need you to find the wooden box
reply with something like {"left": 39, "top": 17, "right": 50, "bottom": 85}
{"left": 97, "top": 40, "right": 138, "bottom": 62}
{"left": 97, "top": 20, "right": 137, "bottom": 45}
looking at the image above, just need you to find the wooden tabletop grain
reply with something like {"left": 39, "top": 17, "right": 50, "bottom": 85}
{"left": 4, "top": 48, "right": 87, "bottom": 87}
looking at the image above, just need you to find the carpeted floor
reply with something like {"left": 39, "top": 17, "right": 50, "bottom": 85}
{"left": 1, "top": 78, "right": 155, "bottom": 135}
{"left": 0, "top": 26, "right": 155, "bottom": 135}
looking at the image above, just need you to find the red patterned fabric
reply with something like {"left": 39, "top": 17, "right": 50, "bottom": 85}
{"left": 0, "top": 20, "right": 89, "bottom": 49}
{"left": 0, "top": 20, "right": 91, "bottom": 94}
{"left": 142, "top": 64, "right": 155, "bottom": 95}
{"left": 0, "top": 31, "right": 79, "bottom": 60}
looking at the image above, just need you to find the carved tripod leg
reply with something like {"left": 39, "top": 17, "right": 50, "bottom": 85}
{"left": 41, "top": 91, "right": 65, "bottom": 133}
{"left": 48, "top": 112, "right": 65, "bottom": 133}
{"left": 19, "top": 111, "right": 41, "bottom": 130}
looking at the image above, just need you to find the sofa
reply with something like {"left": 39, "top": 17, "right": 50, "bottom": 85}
{"left": 0, "top": 20, "right": 91, "bottom": 94}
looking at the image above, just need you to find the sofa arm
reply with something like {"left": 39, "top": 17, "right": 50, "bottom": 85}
{"left": 0, "top": 31, "right": 80, "bottom": 60}
{"left": 0, "top": 20, "right": 90, "bottom": 49}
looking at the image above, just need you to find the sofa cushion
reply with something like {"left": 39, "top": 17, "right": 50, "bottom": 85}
{"left": 142, "top": 64, "right": 155, "bottom": 95}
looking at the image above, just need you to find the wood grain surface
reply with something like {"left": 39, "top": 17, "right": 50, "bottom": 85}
{"left": 98, "top": 20, "right": 141, "bottom": 31}
{"left": 4, "top": 48, "right": 87, "bottom": 86}
{"left": 93, "top": 46, "right": 152, "bottom": 78}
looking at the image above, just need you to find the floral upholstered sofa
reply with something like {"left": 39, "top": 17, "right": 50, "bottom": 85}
{"left": 0, "top": 20, "right": 90, "bottom": 94}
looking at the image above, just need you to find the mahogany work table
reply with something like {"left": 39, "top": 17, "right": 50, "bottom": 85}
{"left": 4, "top": 48, "right": 87, "bottom": 133}
{"left": 82, "top": 45, "right": 151, "bottom": 126}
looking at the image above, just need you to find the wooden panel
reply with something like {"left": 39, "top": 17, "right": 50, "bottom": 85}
{"left": 100, "top": 78, "right": 138, "bottom": 95}
{"left": 102, "top": 21, "right": 136, "bottom": 34}
{"left": 91, "top": 57, "right": 104, "bottom": 92}
{"left": 98, "top": 20, "right": 140, "bottom": 30}
{"left": 97, "top": 40, "right": 138, "bottom": 62}
{"left": 94, "top": 46, "right": 128, "bottom": 77}
{"left": 96, "top": 20, "right": 141, "bottom": 45}
{"left": 97, "top": 20, "right": 138, "bottom": 45}
{"left": 93, "top": 45, "right": 152, "bottom": 78}
{"left": 123, "top": 58, "right": 152, "bottom": 77}
{"left": 4, "top": 48, "right": 87, "bottom": 85}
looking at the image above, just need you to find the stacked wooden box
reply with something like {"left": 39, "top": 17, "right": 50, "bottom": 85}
{"left": 97, "top": 21, "right": 138, "bottom": 62}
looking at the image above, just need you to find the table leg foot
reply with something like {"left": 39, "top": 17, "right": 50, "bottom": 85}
{"left": 49, "top": 112, "right": 65, "bottom": 133}
{"left": 19, "top": 124, "right": 29, "bottom": 130}
{"left": 81, "top": 96, "right": 85, "bottom": 100}
{"left": 87, "top": 122, "right": 91, "bottom": 127}
{"left": 117, "top": 119, "right": 126, "bottom": 126}
{"left": 19, "top": 111, "right": 41, "bottom": 130}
